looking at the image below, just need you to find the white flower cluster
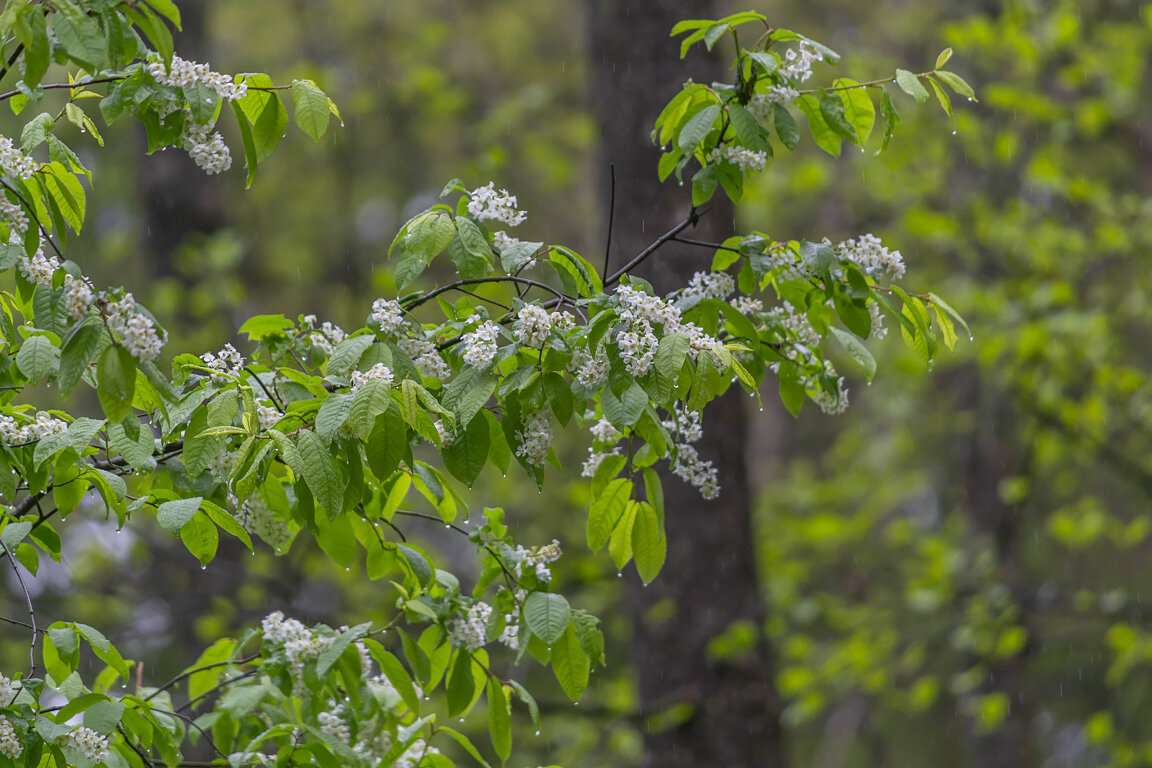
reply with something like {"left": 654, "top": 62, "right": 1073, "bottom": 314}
{"left": 448, "top": 601, "right": 492, "bottom": 651}
{"left": 498, "top": 613, "right": 521, "bottom": 650}
{"left": 515, "top": 410, "right": 552, "bottom": 467}
{"left": 60, "top": 726, "right": 109, "bottom": 764}
{"left": 662, "top": 404, "right": 703, "bottom": 443}
{"left": 581, "top": 447, "right": 620, "bottom": 477}
{"left": 809, "top": 373, "right": 850, "bottom": 415}
{"left": 0, "top": 716, "right": 21, "bottom": 760}
{"left": 262, "top": 611, "right": 331, "bottom": 666}
{"left": 202, "top": 343, "right": 245, "bottom": 378}
{"left": 515, "top": 304, "right": 552, "bottom": 347}
{"left": 683, "top": 270, "right": 736, "bottom": 303}
{"left": 433, "top": 419, "right": 453, "bottom": 446}
{"left": 461, "top": 320, "right": 501, "bottom": 370}
{"left": 209, "top": 447, "right": 234, "bottom": 483}
{"left": 869, "top": 300, "right": 887, "bottom": 339}
{"left": 512, "top": 539, "right": 562, "bottom": 582}
{"left": 0, "top": 135, "right": 37, "bottom": 180}
{"left": 16, "top": 244, "right": 57, "bottom": 286}
{"left": 590, "top": 418, "right": 621, "bottom": 444}
{"left": 181, "top": 123, "right": 232, "bottom": 175}
{"left": 256, "top": 402, "right": 281, "bottom": 431}
{"left": 107, "top": 293, "right": 166, "bottom": 362}
{"left": 398, "top": 336, "right": 449, "bottom": 382}
{"left": 671, "top": 443, "right": 720, "bottom": 500}
{"left": 392, "top": 739, "right": 440, "bottom": 768}
{"left": 834, "top": 233, "right": 905, "bottom": 280}
{"left": 766, "top": 300, "right": 822, "bottom": 347}
{"left": 666, "top": 405, "right": 720, "bottom": 500}
{"left": 616, "top": 323, "right": 658, "bottom": 376}
{"left": 570, "top": 344, "right": 609, "bottom": 390}
{"left": 708, "top": 145, "right": 768, "bottom": 172}
{"left": 582, "top": 418, "right": 622, "bottom": 477}
{"left": 350, "top": 363, "right": 393, "bottom": 393}
{"left": 731, "top": 296, "right": 764, "bottom": 316}
{"left": 147, "top": 54, "right": 248, "bottom": 102}
{"left": 616, "top": 284, "right": 682, "bottom": 328}
{"left": 492, "top": 230, "right": 520, "bottom": 251}
{"left": 234, "top": 496, "right": 294, "bottom": 551}
{"left": 369, "top": 298, "right": 407, "bottom": 337}
{"left": 779, "top": 41, "right": 821, "bottom": 83}
{"left": 0, "top": 411, "right": 66, "bottom": 445}
{"left": 0, "top": 674, "right": 14, "bottom": 703}
{"left": 303, "top": 318, "right": 346, "bottom": 355}
{"left": 467, "top": 183, "right": 527, "bottom": 227}
{"left": 317, "top": 701, "right": 351, "bottom": 744}
{"left": 0, "top": 197, "right": 28, "bottom": 235}
{"left": 64, "top": 275, "right": 94, "bottom": 320}
{"left": 747, "top": 88, "right": 800, "bottom": 118}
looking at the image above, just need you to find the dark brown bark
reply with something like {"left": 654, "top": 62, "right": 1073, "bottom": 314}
{"left": 587, "top": 2, "right": 785, "bottom": 766}
{"left": 137, "top": 3, "right": 225, "bottom": 279}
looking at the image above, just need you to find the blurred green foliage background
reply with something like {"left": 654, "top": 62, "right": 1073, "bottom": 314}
{"left": 5, "top": 0, "right": 1152, "bottom": 766}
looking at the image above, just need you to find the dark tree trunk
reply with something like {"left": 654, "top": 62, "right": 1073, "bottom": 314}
{"left": 587, "top": 2, "right": 786, "bottom": 766}
{"left": 138, "top": 3, "right": 224, "bottom": 279}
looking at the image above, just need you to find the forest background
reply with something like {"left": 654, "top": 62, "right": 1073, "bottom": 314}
{"left": 3, "top": 0, "right": 1151, "bottom": 767}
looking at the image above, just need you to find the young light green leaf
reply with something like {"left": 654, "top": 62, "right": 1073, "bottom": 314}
{"left": 895, "top": 68, "right": 930, "bottom": 105}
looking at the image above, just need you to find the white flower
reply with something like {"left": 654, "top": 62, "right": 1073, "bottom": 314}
{"left": 317, "top": 702, "right": 351, "bottom": 745}
{"left": 748, "top": 87, "right": 800, "bottom": 117}
{"left": 350, "top": 363, "right": 393, "bottom": 393}
{"left": 671, "top": 442, "right": 720, "bottom": 500}
{"left": 766, "top": 301, "right": 822, "bottom": 347}
{"left": 779, "top": 41, "right": 820, "bottom": 83}
{"left": 234, "top": 495, "right": 294, "bottom": 551}
{"left": 64, "top": 275, "right": 95, "bottom": 320}
{"left": 106, "top": 293, "right": 166, "bottom": 362}
{"left": 467, "top": 183, "right": 527, "bottom": 227}
{"left": 0, "top": 411, "right": 66, "bottom": 445}
{"left": 682, "top": 270, "right": 736, "bottom": 302}
{"left": 492, "top": 231, "right": 520, "bottom": 250}
{"left": 615, "top": 320, "right": 658, "bottom": 376}
{"left": 515, "top": 411, "right": 552, "bottom": 467}
{"left": 256, "top": 402, "right": 281, "bottom": 431}
{"left": 60, "top": 727, "right": 108, "bottom": 764}
{"left": 0, "top": 196, "right": 28, "bottom": 235}
{"left": 308, "top": 321, "right": 346, "bottom": 355}
{"left": 183, "top": 127, "right": 232, "bottom": 175}
{"left": 0, "top": 674, "right": 15, "bottom": 704}
{"left": 498, "top": 614, "right": 521, "bottom": 650}
{"left": 462, "top": 320, "right": 501, "bottom": 370}
{"left": 148, "top": 53, "right": 248, "bottom": 101}
{"left": 262, "top": 611, "right": 331, "bottom": 666}
{"left": 512, "top": 539, "right": 562, "bottom": 583}
{"left": 708, "top": 145, "right": 768, "bottom": 172}
{"left": 662, "top": 404, "right": 703, "bottom": 444}
{"left": 398, "top": 337, "right": 449, "bottom": 382}
{"left": 369, "top": 298, "right": 407, "bottom": 337}
{"left": 869, "top": 300, "right": 887, "bottom": 339}
{"left": 581, "top": 448, "right": 620, "bottom": 478}
{"left": 571, "top": 344, "right": 609, "bottom": 390}
{"left": 16, "top": 243, "right": 58, "bottom": 286}
{"left": 448, "top": 602, "right": 492, "bottom": 651}
{"left": 616, "top": 284, "right": 681, "bottom": 328}
{"left": 515, "top": 304, "right": 552, "bottom": 347}
{"left": 731, "top": 296, "right": 764, "bottom": 316}
{"left": 208, "top": 447, "right": 234, "bottom": 483}
{"left": 0, "top": 134, "right": 37, "bottom": 180}
{"left": 202, "top": 342, "right": 245, "bottom": 378}
{"left": 0, "top": 716, "right": 21, "bottom": 759}
{"left": 835, "top": 233, "right": 905, "bottom": 280}
{"left": 433, "top": 419, "right": 453, "bottom": 446}
{"left": 810, "top": 374, "right": 850, "bottom": 415}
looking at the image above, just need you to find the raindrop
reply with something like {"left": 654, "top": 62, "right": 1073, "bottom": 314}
{"left": 616, "top": 572, "right": 622, "bottom": 578}
{"left": 200, "top": 564, "right": 207, "bottom": 570}
{"left": 951, "top": 130, "right": 957, "bottom": 135}
{"left": 534, "top": 730, "right": 540, "bottom": 737}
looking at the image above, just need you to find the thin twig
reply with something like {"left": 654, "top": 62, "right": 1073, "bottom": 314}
{"left": 0, "top": 536, "right": 37, "bottom": 678}
{"left": 403, "top": 276, "right": 572, "bottom": 311}
{"left": 0, "top": 178, "right": 64, "bottom": 261}
{"left": 604, "top": 207, "right": 708, "bottom": 288}
{"left": 245, "top": 366, "right": 284, "bottom": 410}
{"left": 671, "top": 235, "right": 741, "bottom": 254}
{"left": 144, "top": 654, "right": 260, "bottom": 703}
{"left": 0, "top": 41, "right": 25, "bottom": 85}
{"left": 0, "top": 75, "right": 127, "bottom": 103}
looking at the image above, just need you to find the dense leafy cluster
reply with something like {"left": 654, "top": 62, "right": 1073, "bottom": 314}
{"left": 0, "top": 6, "right": 970, "bottom": 768}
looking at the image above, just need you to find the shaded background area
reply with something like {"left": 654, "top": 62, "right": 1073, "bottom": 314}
{"left": 4, "top": 0, "right": 1152, "bottom": 766}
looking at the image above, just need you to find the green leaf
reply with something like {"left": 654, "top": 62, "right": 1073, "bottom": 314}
{"left": 440, "top": 727, "right": 492, "bottom": 768}
{"left": 252, "top": 90, "right": 289, "bottom": 162}
{"left": 523, "top": 592, "right": 571, "bottom": 645}
{"left": 795, "top": 94, "right": 841, "bottom": 156}
{"left": 601, "top": 381, "right": 646, "bottom": 429}
{"left": 928, "top": 292, "right": 971, "bottom": 341}
{"left": 83, "top": 700, "right": 124, "bottom": 734}
{"left": 587, "top": 478, "right": 631, "bottom": 552}
{"left": 157, "top": 497, "right": 202, "bottom": 535}
{"left": 16, "top": 334, "right": 58, "bottom": 382}
{"left": 180, "top": 510, "right": 219, "bottom": 566}
{"left": 935, "top": 48, "right": 953, "bottom": 69}
{"left": 487, "top": 678, "right": 511, "bottom": 763}
{"left": 726, "top": 104, "right": 768, "bottom": 151}
{"left": 297, "top": 430, "right": 344, "bottom": 515}
{"left": 927, "top": 75, "right": 953, "bottom": 118}
{"left": 499, "top": 240, "right": 543, "bottom": 273}
{"left": 315, "top": 393, "right": 353, "bottom": 441}
{"left": 549, "top": 246, "right": 602, "bottom": 298}
{"left": 935, "top": 70, "right": 978, "bottom": 101}
{"left": 550, "top": 625, "right": 589, "bottom": 701}
{"left": 895, "top": 68, "right": 930, "bottom": 105}
{"left": 54, "top": 9, "right": 106, "bottom": 71}
{"left": 677, "top": 104, "right": 720, "bottom": 152}
{"left": 238, "top": 314, "right": 293, "bottom": 340}
{"left": 230, "top": 101, "right": 259, "bottom": 188}
{"left": 631, "top": 501, "right": 666, "bottom": 584}
{"left": 818, "top": 92, "right": 857, "bottom": 143}
{"left": 97, "top": 345, "right": 136, "bottom": 422}
{"left": 1, "top": 520, "right": 32, "bottom": 550}
{"left": 878, "top": 87, "right": 901, "bottom": 152}
{"left": 772, "top": 103, "right": 799, "bottom": 150}
{"left": 777, "top": 361, "right": 805, "bottom": 417}
{"left": 453, "top": 217, "right": 493, "bottom": 279}
{"left": 447, "top": 649, "right": 476, "bottom": 717}
{"left": 58, "top": 321, "right": 103, "bottom": 394}
{"left": 829, "top": 327, "right": 877, "bottom": 382}
{"left": 609, "top": 501, "right": 637, "bottom": 569}
{"left": 443, "top": 413, "right": 489, "bottom": 487}
{"left": 834, "top": 79, "right": 876, "bottom": 146}
{"left": 290, "top": 79, "right": 332, "bottom": 141}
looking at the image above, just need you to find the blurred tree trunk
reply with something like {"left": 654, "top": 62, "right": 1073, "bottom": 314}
{"left": 587, "top": 2, "right": 786, "bottom": 766}
{"left": 138, "top": 3, "right": 224, "bottom": 279}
